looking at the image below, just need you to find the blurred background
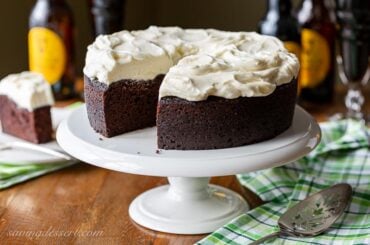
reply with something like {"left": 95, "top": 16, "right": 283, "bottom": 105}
{"left": 0, "top": 0, "right": 301, "bottom": 78}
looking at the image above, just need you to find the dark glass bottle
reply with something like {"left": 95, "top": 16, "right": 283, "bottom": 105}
{"left": 296, "top": 0, "right": 336, "bottom": 104}
{"left": 90, "top": 0, "right": 125, "bottom": 36}
{"left": 336, "top": 0, "right": 370, "bottom": 82}
{"left": 29, "top": 0, "right": 76, "bottom": 100}
{"left": 259, "top": 0, "right": 302, "bottom": 93}
{"left": 258, "top": 0, "right": 301, "bottom": 57}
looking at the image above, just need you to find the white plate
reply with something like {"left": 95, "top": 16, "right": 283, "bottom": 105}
{"left": 57, "top": 105, "right": 321, "bottom": 177}
{"left": 0, "top": 107, "right": 76, "bottom": 165}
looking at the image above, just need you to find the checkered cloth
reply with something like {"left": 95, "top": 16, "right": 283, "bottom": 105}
{"left": 198, "top": 119, "right": 370, "bottom": 245}
{"left": 0, "top": 162, "right": 76, "bottom": 189}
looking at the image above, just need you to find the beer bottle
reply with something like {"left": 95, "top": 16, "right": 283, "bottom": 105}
{"left": 296, "top": 0, "right": 336, "bottom": 104}
{"left": 258, "top": 0, "right": 301, "bottom": 60}
{"left": 258, "top": 0, "right": 302, "bottom": 93}
{"left": 28, "top": 0, "right": 76, "bottom": 100}
{"left": 90, "top": 0, "right": 126, "bottom": 36}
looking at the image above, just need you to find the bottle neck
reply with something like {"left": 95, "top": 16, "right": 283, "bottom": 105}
{"left": 38, "top": 0, "right": 66, "bottom": 4}
{"left": 302, "top": 0, "right": 328, "bottom": 13}
{"left": 267, "top": 0, "right": 292, "bottom": 16}
{"left": 311, "top": 0, "right": 325, "bottom": 6}
{"left": 298, "top": 0, "right": 332, "bottom": 23}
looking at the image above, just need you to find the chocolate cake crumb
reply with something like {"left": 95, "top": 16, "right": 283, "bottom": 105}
{"left": 157, "top": 79, "right": 297, "bottom": 150}
{"left": 85, "top": 72, "right": 297, "bottom": 150}
{"left": 84, "top": 74, "right": 164, "bottom": 137}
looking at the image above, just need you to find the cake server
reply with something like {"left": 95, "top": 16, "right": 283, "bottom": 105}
{"left": 250, "top": 183, "right": 352, "bottom": 245}
{"left": 0, "top": 141, "right": 73, "bottom": 163}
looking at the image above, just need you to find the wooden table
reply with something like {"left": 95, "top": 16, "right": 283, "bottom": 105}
{"left": 0, "top": 87, "right": 369, "bottom": 244}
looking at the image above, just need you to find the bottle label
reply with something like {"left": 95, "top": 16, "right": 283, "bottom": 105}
{"left": 300, "top": 29, "right": 330, "bottom": 88}
{"left": 28, "top": 27, "right": 66, "bottom": 85}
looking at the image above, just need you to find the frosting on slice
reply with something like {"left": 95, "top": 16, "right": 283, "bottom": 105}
{"left": 0, "top": 71, "right": 54, "bottom": 111}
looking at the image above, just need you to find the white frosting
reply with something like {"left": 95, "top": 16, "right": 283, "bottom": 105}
{"left": 0, "top": 72, "right": 54, "bottom": 111}
{"left": 84, "top": 26, "right": 299, "bottom": 101}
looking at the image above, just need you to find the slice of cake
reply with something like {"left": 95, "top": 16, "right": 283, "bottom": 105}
{"left": 0, "top": 72, "right": 54, "bottom": 144}
{"left": 83, "top": 26, "right": 300, "bottom": 150}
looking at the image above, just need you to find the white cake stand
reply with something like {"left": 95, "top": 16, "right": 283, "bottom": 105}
{"left": 56, "top": 105, "right": 321, "bottom": 235}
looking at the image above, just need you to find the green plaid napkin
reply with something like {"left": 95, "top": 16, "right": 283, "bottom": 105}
{"left": 0, "top": 162, "right": 76, "bottom": 189}
{"left": 198, "top": 119, "right": 370, "bottom": 245}
{"left": 0, "top": 103, "right": 82, "bottom": 189}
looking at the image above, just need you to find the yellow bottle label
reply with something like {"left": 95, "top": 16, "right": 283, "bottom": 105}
{"left": 300, "top": 29, "right": 330, "bottom": 88}
{"left": 28, "top": 27, "right": 66, "bottom": 85}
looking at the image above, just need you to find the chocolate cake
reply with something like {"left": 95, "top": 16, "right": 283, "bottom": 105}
{"left": 0, "top": 72, "right": 54, "bottom": 144}
{"left": 83, "top": 26, "right": 300, "bottom": 150}
{"left": 0, "top": 96, "right": 52, "bottom": 144}
{"left": 84, "top": 74, "right": 163, "bottom": 137}
{"left": 157, "top": 80, "right": 297, "bottom": 150}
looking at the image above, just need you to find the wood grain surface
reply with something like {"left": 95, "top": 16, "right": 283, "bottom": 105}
{"left": 0, "top": 86, "right": 369, "bottom": 244}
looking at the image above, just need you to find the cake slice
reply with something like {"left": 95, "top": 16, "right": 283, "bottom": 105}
{"left": 0, "top": 72, "right": 54, "bottom": 144}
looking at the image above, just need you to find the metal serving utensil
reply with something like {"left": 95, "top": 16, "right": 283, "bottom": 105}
{"left": 250, "top": 183, "right": 352, "bottom": 244}
{"left": 0, "top": 141, "right": 73, "bottom": 163}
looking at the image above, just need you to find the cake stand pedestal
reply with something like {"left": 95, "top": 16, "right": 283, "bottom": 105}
{"left": 56, "top": 106, "right": 321, "bottom": 235}
{"left": 130, "top": 177, "right": 247, "bottom": 234}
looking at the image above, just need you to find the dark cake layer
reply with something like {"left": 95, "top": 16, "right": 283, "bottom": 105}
{"left": 84, "top": 75, "right": 164, "bottom": 137}
{"left": 0, "top": 95, "right": 53, "bottom": 144}
{"left": 157, "top": 80, "right": 297, "bottom": 150}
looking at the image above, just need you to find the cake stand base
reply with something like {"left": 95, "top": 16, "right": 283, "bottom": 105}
{"left": 129, "top": 177, "right": 248, "bottom": 234}
{"left": 57, "top": 105, "right": 321, "bottom": 235}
